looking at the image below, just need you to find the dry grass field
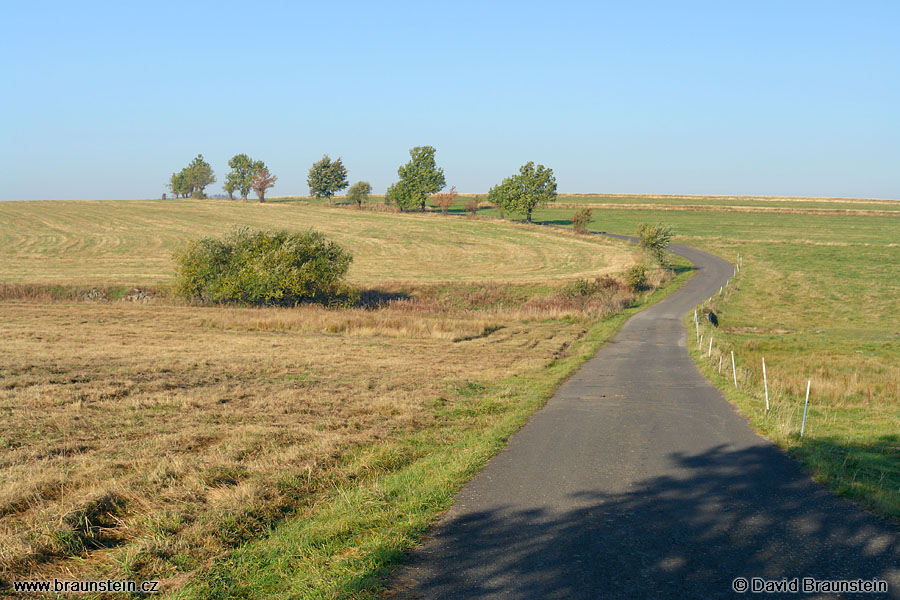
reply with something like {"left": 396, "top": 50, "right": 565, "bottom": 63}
{"left": 0, "top": 296, "right": 616, "bottom": 587}
{"left": 0, "top": 199, "right": 675, "bottom": 597}
{"left": 0, "top": 200, "right": 632, "bottom": 285}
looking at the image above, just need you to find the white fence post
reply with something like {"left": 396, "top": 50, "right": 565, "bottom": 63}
{"left": 800, "top": 380, "right": 811, "bottom": 437}
{"left": 762, "top": 357, "right": 769, "bottom": 411}
{"left": 731, "top": 351, "right": 737, "bottom": 388}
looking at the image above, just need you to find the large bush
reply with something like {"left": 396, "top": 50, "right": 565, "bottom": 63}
{"left": 173, "top": 227, "right": 354, "bottom": 305}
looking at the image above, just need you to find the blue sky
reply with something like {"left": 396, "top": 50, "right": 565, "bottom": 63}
{"left": 1, "top": 1, "right": 898, "bottom": 200}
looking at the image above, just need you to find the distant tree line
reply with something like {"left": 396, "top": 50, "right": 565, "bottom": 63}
{"left": 170, "top": 154, "right": 277, "bottom": 202}
{"left": 168, "top": 155, "right": 216, "bottom": 199}
{"left": 165, "top": 147, "right": 561, "bottom": 223}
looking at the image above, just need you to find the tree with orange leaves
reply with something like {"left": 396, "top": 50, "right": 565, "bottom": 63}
{"left": 431, "top": 186, "right": 457, "bottom": 215}
{"left": 251, "top": 167, "right": 277, "bottom": 203}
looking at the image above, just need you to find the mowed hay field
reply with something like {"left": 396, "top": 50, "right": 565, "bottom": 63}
{"left": 496, "top": 197, "right": 900, "bottom": 523}
{"left": 0, "top": 199, "right": 633, "bottom": 285}
{"left": 0, "top": 199, "right": 679, "bottom": 598}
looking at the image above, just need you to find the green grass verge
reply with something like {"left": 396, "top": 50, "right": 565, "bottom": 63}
{"left": 169, "top": 261, "right": 693, "bottom": 600}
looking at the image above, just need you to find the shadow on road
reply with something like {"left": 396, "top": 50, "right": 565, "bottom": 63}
{"left": 393, "top": 444, "right": 899, "bottom": 599}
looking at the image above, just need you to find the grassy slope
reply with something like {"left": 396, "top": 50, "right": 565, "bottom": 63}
{"left": 486, "top": 200, "right": 900, "bottom": 523}
{"left": 0, "top": 199, "right": 632, "bottom": 285}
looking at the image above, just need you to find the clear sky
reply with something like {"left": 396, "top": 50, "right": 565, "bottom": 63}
{"left": 1, "top": 1, "right": 898, "bottom": 200}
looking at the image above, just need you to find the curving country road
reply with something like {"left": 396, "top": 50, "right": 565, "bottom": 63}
{"left": 392, "top": 241, "right": 900, "bottom": 599}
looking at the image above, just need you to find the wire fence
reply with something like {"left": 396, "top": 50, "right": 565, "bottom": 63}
{"left": 689, "top": 252, "right": 899, "bottom": 509}
{"left": 691, "top": 252, "right": 815, "bottom": 438}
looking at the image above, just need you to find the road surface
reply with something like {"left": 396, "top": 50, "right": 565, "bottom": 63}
{"left": 391, "top": 241, "right": 899, "bottom": 599}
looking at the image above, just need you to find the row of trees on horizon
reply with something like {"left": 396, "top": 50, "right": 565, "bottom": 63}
{"left": 166, "top": 146, "right": 559, "bottom": 222}
{"left": 168, "top": 154, "right": 278, "bottom": 202}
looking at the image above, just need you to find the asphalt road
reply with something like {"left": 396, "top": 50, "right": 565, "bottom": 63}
{"left": 391, "top": 241, "right": 900, "bottom": 599}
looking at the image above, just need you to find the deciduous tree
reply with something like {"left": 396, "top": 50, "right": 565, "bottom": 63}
{"left": 186, "top": 154, "right": 216, "bottom": 198}
{"left": 223, "top": 178, "right": 236, "bottom": 200}
{"left": 226, "top": 154, "right": 265, "bottom": 201}
{"left": 346, "top": 181, "right": 372, "bottom": 208}
{"left": 487, "top": 178, "right": 513, "bottom": 219}
{"left": 487, "top": 162, "right": 556, "bottom": 223}
{"left": 385, "top": 180, "right": 410, "bottom": 210}
{"left": 389, "top": 146, "right": 446, "bottom": 211}
{"left": 168, "top": 170, "right": 191, "bottom": 198}
{"left": 307, "top": 155, "right": 349, "bottom": 204}
{"left": 251, "top": 167, "right": 277, "bottom": 203}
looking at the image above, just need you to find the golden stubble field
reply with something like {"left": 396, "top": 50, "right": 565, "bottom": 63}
{"left": 0, "top": 199, "right": 634, "bottom": 285}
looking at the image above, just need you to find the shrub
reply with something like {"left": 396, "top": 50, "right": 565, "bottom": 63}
{"left": 431, "top": 185, "right": 457, "bottom": 215}
{"left": 637, "top": 222, "right": 674, "bottom": 266}
{"left": 595, "top": 274, "right": 622, "bottom": 291}
{"left": 465, "top": 195, "right": 480, "bottom": 217}
{"left": 561, "top": 278, "right": 598, "bottom": 299}
{"left": 625, "top": 264, "right": 649, "bottom": 291}
{"left": 561, "top": 275, "right": 624, "bottom": 299}
{"left": 572, "top": 207, "right": 593, "bottom": 234}
{"left": 172, "top": 227, "right": 354, "bottom": 306}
